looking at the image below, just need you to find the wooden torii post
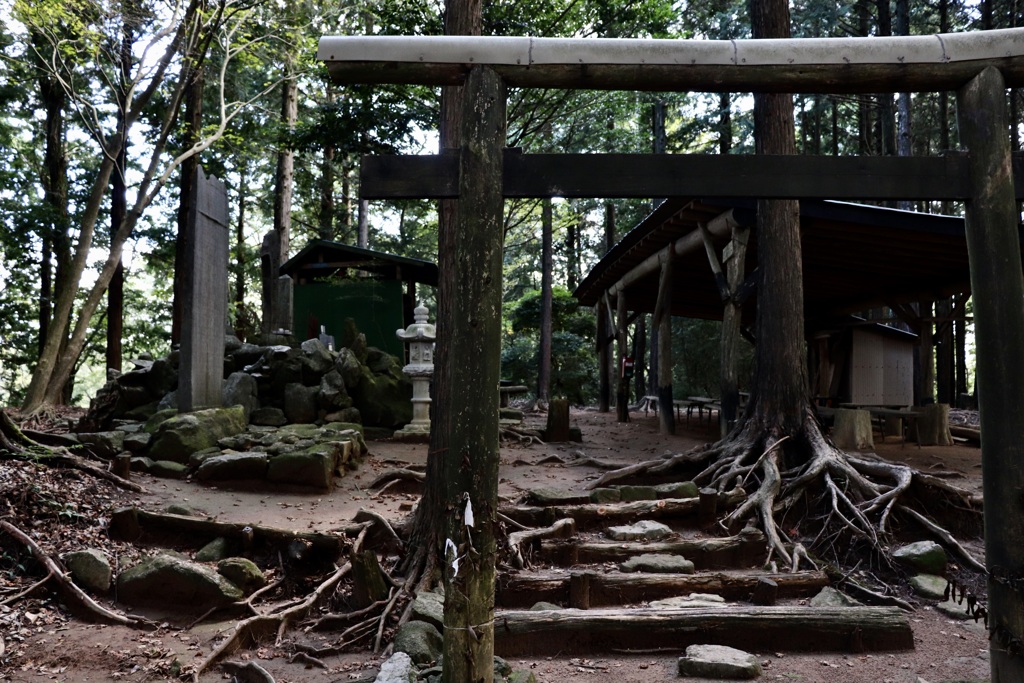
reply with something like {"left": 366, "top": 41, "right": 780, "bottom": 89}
{"left": 319, "top": 30, "right": 1024, "bottom": 681}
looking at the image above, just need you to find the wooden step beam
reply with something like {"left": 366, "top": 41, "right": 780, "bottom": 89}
{"left": 500, "top": 487, "right": 745, "bottom": 529}
{"left": 493, "top": 606, "right": 913, "bottom": 656}
{"left": 497, "top": 569, "right": 829, "bottom": 608}
{"left": 536, "top": 529, "right": 766, "bottom": 569}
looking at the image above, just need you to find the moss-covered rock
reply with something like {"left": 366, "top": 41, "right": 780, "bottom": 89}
{"left": 217, "top": 557, "right": 266, "bottom": 594}
{"left": 266, "top": 444, "right": 337, "bottom": 489}
{"left": 349, "top": 365, "right": 412, "bottom": 429}
{"left": 117, "top": 554, "right": 243, "bottom": 608}
{"left": 147, "top": 406, "right": 247, "bottom": 463}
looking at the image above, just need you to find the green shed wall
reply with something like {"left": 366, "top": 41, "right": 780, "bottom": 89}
{"left": 293, "top": 278, "right": 405, "bottom": 358}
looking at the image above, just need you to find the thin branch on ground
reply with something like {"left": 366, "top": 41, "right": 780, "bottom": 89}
{"left": 0, "top": 521, "right": 155, "bottom": 627}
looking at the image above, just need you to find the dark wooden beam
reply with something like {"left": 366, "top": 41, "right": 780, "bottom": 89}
{"left": 359, "top": 151, "right": 1024, "bottom": 200}
{"left": 958, "top": 65, "right": 1024, "bottom": 679}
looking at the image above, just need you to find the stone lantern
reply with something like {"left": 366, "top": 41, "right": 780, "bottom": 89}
{"left": 394, "top": 303, "right": 435, "bottom": 439}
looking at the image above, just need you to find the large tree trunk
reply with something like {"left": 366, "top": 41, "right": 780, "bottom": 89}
{"left": 23, "top": 0, "right": 208, "bottom": 412}
{"left": 747, "top": 0, "right": 805, "bottom": 433}
{"left": 36, "top": 48, "right": 69, "bottom": 360}
{"left": 440, "top": 65, "right": 505, "bottom": 683}
{"left": 107, "top": 11, "right": 133, "bottom": 375}
{"left": 402, "top": 0, "right": 482, "bottom": 609}
{"left": 274, "top": 25, "right": 297, "bottom": 265}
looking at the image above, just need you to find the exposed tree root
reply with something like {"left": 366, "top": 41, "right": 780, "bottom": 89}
{"left": 506, "top": 517, "right": 576, "bottom": 569}
{"left": 591, "top": 404, "right": 984, "bottom": 573}
{"left": 188, "top": 527, "right": 368, "bottom": 682}
{"left": 368, "top": 468, "right": 425, "bottom": 496}
{"left": 0, "top": 520, "right": 155, "bottom": 628}
{"left": 500, "top": 425, "right": 545, "bottom": 445}
{"left": 0, "top": 411, "right": 142, "bottom": 493}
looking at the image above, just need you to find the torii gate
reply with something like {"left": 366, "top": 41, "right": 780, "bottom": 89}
{"left": 319, "top": 30, "right": 1024, "bottom": 681}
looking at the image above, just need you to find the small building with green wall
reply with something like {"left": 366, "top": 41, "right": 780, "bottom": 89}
{"left": 281, "top": 240, "right": 438, "bottom": 359}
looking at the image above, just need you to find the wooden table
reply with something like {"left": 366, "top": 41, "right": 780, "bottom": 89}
{"left": 687, "top": 397, "right": 716, "bottom": 425}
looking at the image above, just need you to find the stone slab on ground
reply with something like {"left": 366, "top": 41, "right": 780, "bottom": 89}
{"left": 618, "top": 553, "right": 695, "bottom": 574}
{"left": 649, "top": 593, "right": 727, "bottom": 608}
{"left": 678, "top": 644, "right": 762, "bottom": 679}
{"left": 910, "top": 574, "right": 948, "bottom": 600}
{"left": 605, "top": 520, "right": 673, "bottom": 542}
{"left": 809, "top": 586, "right": 862, "bottom": 608}
{"left": 374, "top": 652, "right": 415, "bottom": 683}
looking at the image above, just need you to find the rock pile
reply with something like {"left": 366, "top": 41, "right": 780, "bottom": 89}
{"left": 80, "top": 322, "right": 413, "bottom": 434}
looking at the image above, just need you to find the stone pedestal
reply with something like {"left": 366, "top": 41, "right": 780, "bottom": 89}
{"left": 394, "top": 304, "right": 435, "bottom": 441}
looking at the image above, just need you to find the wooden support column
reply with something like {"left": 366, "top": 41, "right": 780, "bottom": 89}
{"left": 654, "top": 256, "right": 675, "bottom": 434}
{"left": 597, "top": 302, "right": 610, "bottom": 413}
{"left": 720, "top": 225, "right": 750, "bottom": 437}
{"left": 917, "top": 300, "right": 935, "bottom": 405}
{"left": 441, "top": 64, "right": 506, "bottom": 683}
{"left": 616, "top": 292, "right": 630, "bottom": 423}
{"left": 935, "top": 297, "right": 954, "bottom": 404}
{"left": 958, "top": 65, "right": 1024, "bottom": 682}
{"left": 538, "top": 199, "right": 553, "bottom": 402}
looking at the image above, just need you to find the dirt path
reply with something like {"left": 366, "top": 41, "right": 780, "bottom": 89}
{"left": 1, "top": 409, "right": 989, "bottom": 682}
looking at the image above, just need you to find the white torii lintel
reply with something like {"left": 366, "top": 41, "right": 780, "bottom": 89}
{"left": 318, "top": 29, "right": 1024, "bottom": 93}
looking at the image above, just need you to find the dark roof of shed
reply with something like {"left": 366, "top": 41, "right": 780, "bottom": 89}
{"left": 281, "top": 240, "right": 438, "bottom": 287}
{"left": 574, "top": 198, "right": 991, "bottom": 329}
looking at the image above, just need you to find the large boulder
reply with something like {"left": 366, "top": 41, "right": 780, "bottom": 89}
{"left": 143, "top": 358, "right": 178, "bottom": 400}
{"left": 283, "top": 383, "right": 319, "bottom": 424}
{"left": 349, "top": 366, "right": 413, "bottom": 429}
{"left": 147, "top": 406, "right": 247, "bottom": 463}
{"left": 335, "top": 348, "right": 363, "bottom": 389}
{"left": 319, "top": 370, "right": 353, "bottom": 412}
{"left": 222, "top": 372, "right": 259, "bottom": 421}
{"left": 117, "top": 554, "right": 243, "bottom": 608}
{"left": 62, "top": 549, "right": 112, "bottom": 594}
{"left": 266, "top": 443, "right": 339, "bottom": 489}
{"left": 893, "top": 541, "right": 947, "bottom": 575}
{"left": 217, "top": 558, "right": 266, "bottom": 594}
{"left": 393, "top": 620, "right": 442, "bottom": 666}
{"left": 300, "top": 338, "right": 335, "bottom": 376}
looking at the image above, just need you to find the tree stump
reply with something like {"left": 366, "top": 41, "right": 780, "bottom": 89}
{"left": 913, "top": 403, "right": 952, "bottom": 446}
{"left": 350, "top": 550, "right": 389, "bottom": 609}
{"left": 831, "top": 409, "right": 873, "bottom": 450}
{"left": 545, "top": 399, "right": 571, "bottom": 442}
{"left": 112, "top": 453, "right": 132, "bottom": 480}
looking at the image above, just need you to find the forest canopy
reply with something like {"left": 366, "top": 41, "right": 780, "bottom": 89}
{"left": 0, "top": 0, "right": 992, "bottom": 408}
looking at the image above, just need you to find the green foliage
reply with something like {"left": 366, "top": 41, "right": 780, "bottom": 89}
{"left": 671, "top": 318, "right": 754, "bottom": 399}
{"left": 502, "top": 287, "right": 598, "bottom": 404}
